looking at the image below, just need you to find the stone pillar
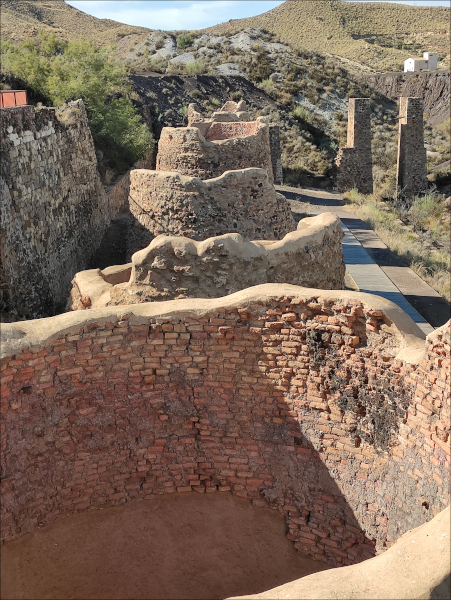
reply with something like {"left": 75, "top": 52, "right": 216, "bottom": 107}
{"left": 396, "top": 97, "right": 428, "bottom": 198}
{"left": 268, "top": 124, "right": 283, "bottom": 185}
{"left": 335, "top": 98, "right": 373, "bottom": 194}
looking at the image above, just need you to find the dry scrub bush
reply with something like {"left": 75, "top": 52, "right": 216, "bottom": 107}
{"left": 344, "top": 189, "right": 451, "bottom": 301}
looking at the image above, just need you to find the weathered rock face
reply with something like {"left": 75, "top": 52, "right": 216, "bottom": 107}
{"left": 364, "top": 71, "right": 450, "bottom": 126}
{"left": 335, "top": 98, "right": 373, "bottom": 195}
{"left": 156, "top": 118, "right": 274, "bottom": 183}
{"left": 68, "top": 213, "right": 345, "bottom": 309}
{"left": 127, "top": 167, "right": 294, "bottom": 255}
{"left": 0, "top": 101, "right": 116, "bottom": 318}
{"left": 1, "top": 286, "right": 449, "bottom": 569}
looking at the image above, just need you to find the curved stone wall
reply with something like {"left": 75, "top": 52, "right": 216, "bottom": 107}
{"left": 156, "top": 119, "right": 274, "bottom": 183}
{"left": 128, "top": 168, "right": 294, "bottom": 251}
{"left": 1, "top": 286, "right": 449, "bottom": 568}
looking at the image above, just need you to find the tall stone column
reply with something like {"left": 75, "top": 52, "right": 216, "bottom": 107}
{"left": 335, "top": 98, "right": 373, "bottom": 194}
{"left": 396, "top": 97, "right": 428, "bottom": 198}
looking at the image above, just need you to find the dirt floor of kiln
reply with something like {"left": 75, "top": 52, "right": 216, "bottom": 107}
{"left": 1, "top": 492, "right": 328, "bottom": 600}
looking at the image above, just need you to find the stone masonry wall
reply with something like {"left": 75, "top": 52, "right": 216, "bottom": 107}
{"left": 1, "top": 286, "right": 449, "bottom": 568}
{"left": 335, "top": 98, "right": 373, "bottom": 195}
{"left": 127, "top": 168, "right": 294, "bottom": 255}
{"left": 0, "top": 101, "right": 114, "bottom": 318}
{"left": 69, "top": 213, "right": 345, "bottom": 309}
{"left": 156, "top": 119, "right": 274, "bottom": 184}
{"left": 396, "top": 97, "right": 428, "bottom": 198}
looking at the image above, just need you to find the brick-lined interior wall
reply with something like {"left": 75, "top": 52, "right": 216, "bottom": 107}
{"left": 1, "top": 287, "right": 449, "bottom": 568}
{"left": 335, "top": 98, "right": 373, "bottom": 195}
{"left": 205, "top": 121, "right": 259, "bottom": 141}
{"left": 156, "top": 120, "right": 274, "bottom": 184}
{"left": 127, "top": 168, "right": 294, "bottom": 256}
{"left": 0, "top": 101, "right": 117, "bottom": 318}
{"left": 396, "top": 97, "right": 428, "bottom": 198}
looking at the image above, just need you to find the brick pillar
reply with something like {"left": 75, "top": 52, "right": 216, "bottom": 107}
{"left": 396, "top": 97, "right": 428, "bottom": 198}
{"left": 335, "top": 98, "right": 373, "bottom": 194}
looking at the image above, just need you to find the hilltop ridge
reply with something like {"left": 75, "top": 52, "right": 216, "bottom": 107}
{"left": 0, "top": 0, "right": 150, "bottom": 45}
{"left": 0, "top": 0, "right": 449, "bottom": 72}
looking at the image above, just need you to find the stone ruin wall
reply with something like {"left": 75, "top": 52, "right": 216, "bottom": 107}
{"left": 127, "top": 168, "right": 294, "bottom": 256}
{"left": 0, "top": 101, "right": 120, "bottom": 318}
{"left": 335, "top": 98, "right": 373, "bottom": 195}
{"left": 69, "top": 213, "right": 345, "bottom": 309}
{"left": 268, "top": 125, "right": 283, "bottom": 185}
{"left": 396, "top": 97, "right": 429, "bottom": 198}
{"left": 156, "top": 119, "right": 274, "bottom": 184}
{"left": 106, "top": 103, "right": 282, "bottom": 254}
{"left": 1, "top": 285, "right": 449, "bottom": 569}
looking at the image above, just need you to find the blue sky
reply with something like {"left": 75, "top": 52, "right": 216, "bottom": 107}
{"left": 65, "top": 1, "right": 451, "bottom": 31}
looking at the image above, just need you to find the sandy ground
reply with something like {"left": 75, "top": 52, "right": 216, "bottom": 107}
{"left": 1, "top": 492, "right": 327, "bottom": 600}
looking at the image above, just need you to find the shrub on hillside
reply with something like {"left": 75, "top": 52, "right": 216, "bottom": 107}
{"left": 176, "top": 34, "right": 194, "bottom": 50}
{"left": 247, "top": 49, "right": 273, "bottom": 82}
{"left": 185, "top": 60, "right": 206, "bottom": 75}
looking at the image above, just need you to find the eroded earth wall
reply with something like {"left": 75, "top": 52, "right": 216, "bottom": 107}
{"left": 128, "top": 168, "right": 294, "bottom": 255}
{"left": 0, "top": 101, "right": 112, "bottom": 318}
{"left": 365, "top": 71, "right": 450, "bottom": 126}
{"left": 1, "top": 286, "right": 449, "bottom": 568}
{"left": 106, "top": 213, "right": 345, "bottom": 305}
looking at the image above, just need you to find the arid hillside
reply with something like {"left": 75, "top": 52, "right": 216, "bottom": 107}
{"left": 1, "top": 0, "right": 449, "bottom": 73}
{"left": 207, "top": 0, "right": 450, "bottom": 72}
{"left": 0, "top": 0, "right": 149, "bottom": 45}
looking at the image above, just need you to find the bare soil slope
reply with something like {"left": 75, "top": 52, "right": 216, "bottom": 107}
{"left": 1, "top": 0, "right": 449, "bottom": 72}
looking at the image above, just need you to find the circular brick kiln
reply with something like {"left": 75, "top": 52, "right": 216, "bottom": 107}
{"left": 1, "top": 285, "right": 449, "bottom": 597}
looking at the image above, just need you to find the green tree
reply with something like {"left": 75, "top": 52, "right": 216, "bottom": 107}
{"left": 1, "top": 33, "right": 153, "bottom": 167}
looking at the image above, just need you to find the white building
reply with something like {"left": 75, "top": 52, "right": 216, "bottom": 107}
{"left": 404, "top": 52, "right": 438, "bottom": 72}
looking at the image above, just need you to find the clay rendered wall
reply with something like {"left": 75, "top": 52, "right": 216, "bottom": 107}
{"left": 0, "top": 101, "right": 114, "bottom": 318}
{"left": 71, "top": 213, "right": 343, "bottom": 308}
{"left": 335, "top": 98, "right": 373, "bottom": 195}
{"left": 1, "top": 285, "right": 449, "bottom": 569}
{"left": 156, "top": 119, "right": 274, "bottom": 184}
{"left": 68, "top": 213, "right": 345, "bottom": 308}
{"left": 128, "top": 167, "right": 294, "bottom": 254}
{"left": 396, "top": 97, "right": 428, "bottom": 198}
